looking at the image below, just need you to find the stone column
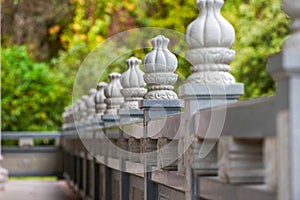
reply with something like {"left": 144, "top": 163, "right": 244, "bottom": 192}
{"left": 86, "top": 88, "right": 97, "bottom": 122}
{"left": 267, "top": 0, "right": 300, "bottom": 199}
{"left": 119, "top": 56, "right": 147, "bottom": 125}
{"left": 102, "top": 73, "right": 124, "bottom": 158}
{"left": 140, "top": 35, "right": 182, "bottom": 167}
{"left": 179, "top": 0, "right": 244, "bottom": 199}
{"left": 79, "top": 95, "right": 89, "bottom": 126}
{"left": 102, "top": 72, "right": 124, "bottom": 127}
{"left": 119, "top": 57, "right": 147, "bottom": 161}
{"left": 140, "top": 34, "right": 182, "bottom": 200}
{"left": 94, "top": 82, "right": 107, "bottom": 157}
{"left": 95, "top": 82, "right": 108, "bottom": 121}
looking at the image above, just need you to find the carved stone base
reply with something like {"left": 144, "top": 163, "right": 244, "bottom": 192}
{"left": 218, "top": 137, "right": 264, "bottom": 183}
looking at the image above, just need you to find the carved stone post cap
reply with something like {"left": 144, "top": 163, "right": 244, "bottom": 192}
{"left": 144, "top": 35, "right": 178, "bottom": 73}
{"left": 120, "top": 56, "right": 147, "bottom": 109}
{"left": 95, "top": 82, "right": 107, "bottom": 117}
{"left": 89, "top": 88, "right": 97, "bottom": 95}
{"left": 126, "top": 56, "right": 142, "bottom": 67}
{"left": 143, "top": 35, "right": 179, "bottom": 100}
{"left": 97, "top": 82, "right": 108, "bottom": 89}
{"left": 186, "top": 0, "right": 235, "bottom": 48}
{"left": 108, "top": 72, "right": 121, "bottom": 79}
{"left": 104, "top": 72, "right": 124, "bottom": 116}
{"left": 81, "top": 95, "right": 89, "bottom": 102}
{"left": 105, "top": 72, "right": 123, "bottom": 98}
{"left": 121, "top": 56, "right": 146, "bottom": 89}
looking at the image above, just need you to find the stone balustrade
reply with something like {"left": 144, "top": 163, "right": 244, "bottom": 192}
{"left": 59, "top": 0, "right": 299, "bottom": 200}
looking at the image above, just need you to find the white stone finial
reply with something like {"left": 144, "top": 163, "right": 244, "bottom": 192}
{"left": 86, "top": 88, "right": 97, "bottom": 120}
{"left": 120, "top": 56, "right": 147, "bottom": 109}
{"left": 104, "top": 72, "right": 124, "bottom": 114}
{"left": 79, "top": 95, "right": 89, "bottom": 122}
{"left": 63, "top": 106, "right": 73, "bottom": 126}
{"left": 73, "top": 100, "right": 81, "bottom": 123}
{"left": 185, "top": 0, "right": 236, "bottom": 84}
{"left": 283, "top": 0, "right": 300, "bottom": 50}
{"left": 95, "top": 82, "right": 108, "bottom": 117}
{"left": 143, "top": 35, "right": 178, "bottom": 100}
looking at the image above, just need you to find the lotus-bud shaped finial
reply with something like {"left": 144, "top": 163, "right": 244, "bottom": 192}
{"left": 95, "top": 82, "right": 107, "bottom": 117}
{"left": 185, "top": 0, "right": 236, "bottom": 84}
{"left": 78, "top": 95, "right": 89, "bottom": 122}
{"left": 85, "top": 88, "right": 97, "bottom": 120}
{"left": 120, "top": 57, "right": 147, "bottom": 109}
{"left": 143, "top": 35, "right": 178, "bottom": 100}
{"left": 104, "top": 72, "right": 124, "bottom": 114}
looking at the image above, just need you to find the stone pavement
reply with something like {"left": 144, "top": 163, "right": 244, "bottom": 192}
{"left": 0, "top": 180, "right": 81, "bottom": 200}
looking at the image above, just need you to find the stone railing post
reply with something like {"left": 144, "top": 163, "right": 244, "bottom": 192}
{"left": 95, "top": 82, "right": 108, "bottom": 120}
{"left": 102, "top": 72, "right": 124, "bottom": 127}
{"left": 140, "top": 35, "right": 182, "bottom": 167}
{"left": 86, "top": 88, "right": 97, "bottom": 122}
{"left": 267, "top": 0, "right": 300, "bottom": 199}
{"left": 180, "top": 0, "right": 244, "bottom": 198}
{"left": 140, "top": 35, "right": 182, "bottom": 200}
{"left": 120, "top": 56, "right": 147, "bottom": 124}
{"left": 94, "top": 82, "right": 107, "bottom": 158}
{"left": 79, "top": 95, "right": 89, "bottom": 125}
{"left": 119, "top": 56, "right": 147, "bottom": 161}
{"left": 102, "top": 72, "right": 124, "bottom": 158}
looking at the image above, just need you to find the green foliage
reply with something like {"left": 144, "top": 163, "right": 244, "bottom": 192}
{"left": 223, "top": 0, "right": 289, "bottom": 98}
{"left": 1, "top": 46, "right": 70, "bottom": 131}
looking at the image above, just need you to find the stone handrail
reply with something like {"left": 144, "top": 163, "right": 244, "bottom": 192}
{"left": 58, "top": 0, "right": 299, "bottom": 200}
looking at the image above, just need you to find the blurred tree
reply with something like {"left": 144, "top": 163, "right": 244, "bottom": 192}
{"left": 223, "top": 0, "right": 290, "bottom": 98}
{"left": 1, "top": 0, "right": 74, "bottom": 61}
{"left": 1, "top": 46, "right": 70, "bottom": 131}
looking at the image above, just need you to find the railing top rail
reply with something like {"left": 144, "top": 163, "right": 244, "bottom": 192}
{"left": 1, "top": 131, "right": 61, "bottom": 139}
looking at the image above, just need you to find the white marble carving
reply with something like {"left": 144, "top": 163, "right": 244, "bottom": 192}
{"left": 73, "top": 100, "right": 81, "bottom": 123}
{"left": 79, "top": 95, "right": 89, "bottom": 122}
{"left": 104, "top": 72, "right": 124, "bottom": 115}
{"left": 186, "top": 0, "right": 236, "bottom": 84}
{"left": 143, "top": 35, "right": 178, "bottom": 100}
{"left": 62, "top": 105, "right": 74, "bottom": 129}
{"left": 86, "top": 88, "right": 97, "bottom": 121}
{"left": 95, "top": 82, "right": 108, "bottom": 117}
{"left": 120, "top": 57, "right": 147, "bottom": 109}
